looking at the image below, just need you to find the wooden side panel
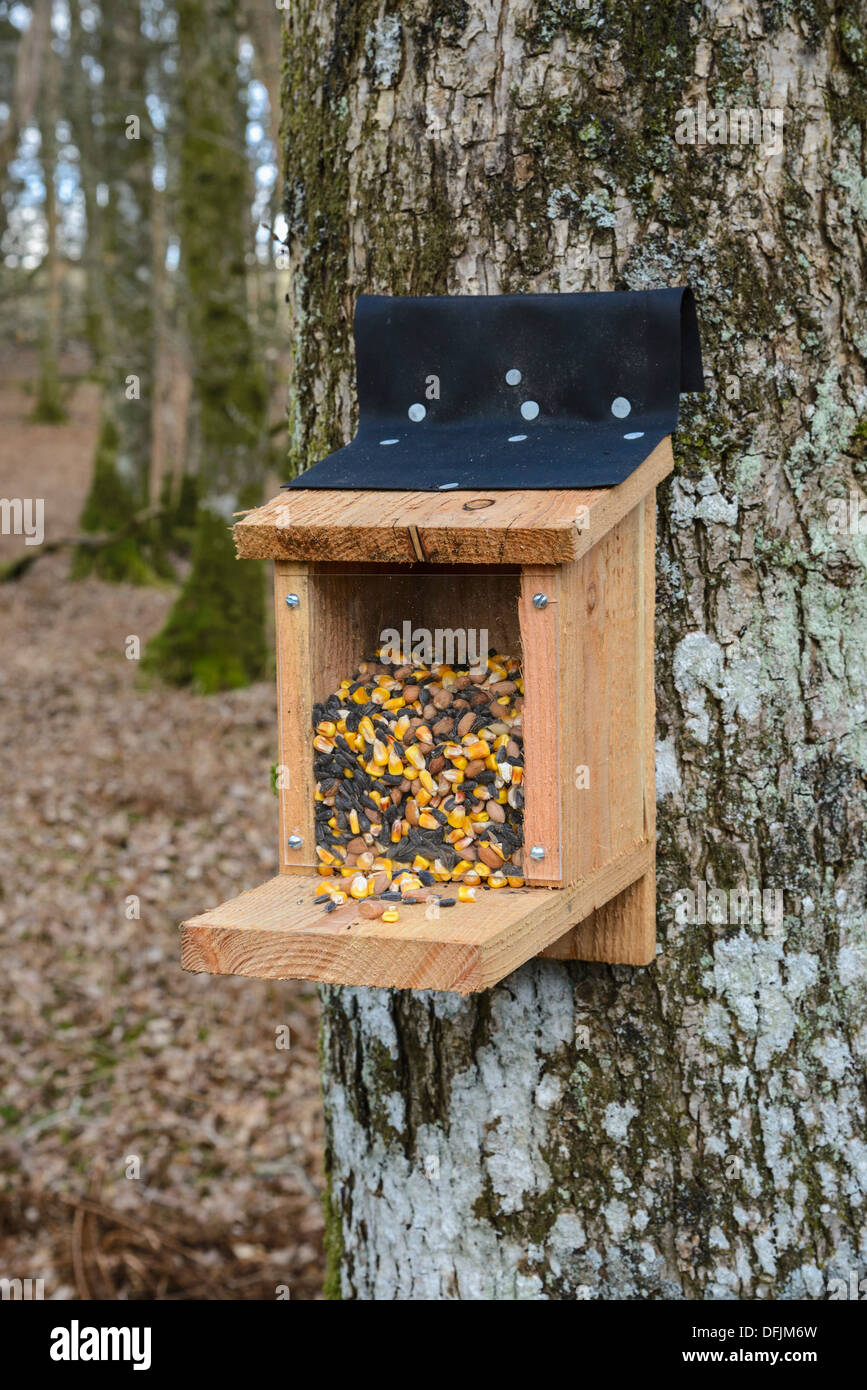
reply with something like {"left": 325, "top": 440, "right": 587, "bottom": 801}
{"left": 181, "top": 839, "right": 651, "bottom": 994}
{"left": 557, "top": 499, "right": 647, "bottom": 887}
{"left": 542, "top": 489, "right": 657, "bottom": 964}
{"left": 519, "top": 567, "right": 561, "bottom": 885}
{"left": 274, "top": 562, "right": 316, "bottom": 872}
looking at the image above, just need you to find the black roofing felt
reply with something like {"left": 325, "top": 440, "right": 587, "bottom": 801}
{"left": 283, "top": 288, "right": 703, "bottom": 492}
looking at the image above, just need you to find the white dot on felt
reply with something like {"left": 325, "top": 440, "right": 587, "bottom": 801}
{"left": 520, "top": 400, "right": 540, "bottom": 421}
{"left": 379, "top": 438, "right": 399, "bottom": 445}
{"left": 408, "top": 403, "right": 426, "bottom": 422}
{"left": 611, "top": 396, "right": 631, "bottom": 418}
{"left": 505, "top": 368, "right": 522, "bottom": 386}
{"left": 438, "top": 482, "right": 459, "bottom": 490}
{"left": 508, "top": 434, "right": 527, "bottom": 442}
{"left": 624, "top": 431, "right": 645, "bottom": 440}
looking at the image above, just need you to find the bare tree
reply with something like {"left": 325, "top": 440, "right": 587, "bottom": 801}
{"left": 281, "top": 3, "right": 867, "bottom": 1298}
{"left": 143, "top": 0, "right": 267, "bottom": 690}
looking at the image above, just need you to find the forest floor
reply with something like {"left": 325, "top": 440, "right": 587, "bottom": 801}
{"left": 0, "top": 358, "right": 326, "bottom": 1300}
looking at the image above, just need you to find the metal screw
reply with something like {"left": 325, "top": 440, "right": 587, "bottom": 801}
{"left": 285, "top": 593, "right": 300, "bottom": 608}
{"left": 287, "top": 835, "right": 303, "bottom": 849}
{"left": 532, "top": 592, "right": 548, "bottom": 609}
{"left": 529, "top": 845, "right": 546, "bottom": 861}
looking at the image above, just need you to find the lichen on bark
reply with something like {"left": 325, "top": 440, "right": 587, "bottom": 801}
{"left": 284, "top": 1, "right": 867, "bottom": 1298}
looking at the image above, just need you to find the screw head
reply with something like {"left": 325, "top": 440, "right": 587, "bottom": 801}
{"left": 532, "top": 592, "right": 548, "bottom": 609}
{"left": 287, "top": 834, "right": 303, "bottom": 849}
{"left": 285, "top": 593, "right": 300, "bottom": 608}
{"left": 529, "top": 845, "right": 546, "bottom": 861}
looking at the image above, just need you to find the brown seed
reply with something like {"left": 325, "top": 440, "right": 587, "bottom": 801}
{"left": 464, "top": 758, "right": 485, "bottom": 777}
{"left": 478, "top": 843, "right": 502, "bottom": 869}
{"left": 347, "top": 836, "right": 367, "bottom": 853}
{"left": 469, "top": 669, "right": 487, "bottom": 684}
{"left": 433, "top": 716, "right": 453, "bottom": 736}
{"left": 405, "top": 799, "right": 420, "bottom": 826}
{"left": 455, "top": 675, "right": 472, "bottom": 689}
{"left": 423, "top": 703, "right": 436, "bottom": 720}
{"left": 511, "top": 849, "right": 522, "bottom": 867}
{"left": 470, "top": 690, "right": 491, "bottom": 707}
{"left": 359, "top": 900, "right": 386, "bottom": 919}
{"left": 489, "top": 679, "right": 517, "bottom": 696}
{"left": 402, "top": 684, "right": 420, "bottom": 702}
{"left": 433, "top": 688, "right": 453, "bottom": 709}
{"left": 486, "top": 800, "right": 505, "bottom": 822}
{"left": 399, "top": 778, "right": 412, "bottom": 794}
{"left": 394, "top": 666, "right": 413, "bottom": 680}
{"left": 391, "top": 787, "right": 403, "bottom": 805}
{"left": 514, "top": 696, "right": 524, "bottom": 711}
{"left": 372, "top": 872, "right": 390, "bottom": 894}
{"left": 452, "top": 698, "right": 470, "bottom": 711}
{"left": 428, "top": 755, "right": 445, "bottom": 774}
{"left": 507, "top": 740, "right": 521, "bottom": 758}
{"left": 457, "top": 711, "right": 476, "bottom": 737}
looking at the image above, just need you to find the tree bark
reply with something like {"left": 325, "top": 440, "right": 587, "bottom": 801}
{"left": 282, "top": 1, "right": 867, "bottom": 1299}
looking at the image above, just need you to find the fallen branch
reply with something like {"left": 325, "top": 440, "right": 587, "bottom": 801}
{"left": 1, "top": 506, "right": 166, "bottom": 583}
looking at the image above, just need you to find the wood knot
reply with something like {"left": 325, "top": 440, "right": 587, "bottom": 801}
{"left": 587, "top": 582, "right": 597, "bottom": 612}
{"left": 462, "top": 498, "right": 496, "bottom": 511}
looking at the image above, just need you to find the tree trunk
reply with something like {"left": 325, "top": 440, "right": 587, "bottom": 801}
{"left": 143, "top": 0, "right": 267, "bottom": 692}
{"left": 73, "top": 0, "right": 158, "bottom": 583}
{"left": 283, "top": 2, "right": 867, "bottom": 1299}
{"left": 33, "top": 43, "right": 65, "bottom": 424}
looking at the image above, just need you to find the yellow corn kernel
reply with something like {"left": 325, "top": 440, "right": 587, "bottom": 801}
{"left": 443, "top": 744, "right": 463, "bottom": 760}
{"left": 388, "top": 751, "right": 404, "bottom": 776}
{"left": 382, "top": 907, "right": 399, "bottom": 922}
{"left": 384, "top": 697, "right": 405, "bottom": 712}
{"left": 316, "top": 846, "right": 336, "bottom": 865}
{"left": 313, "top": 735, "right": 334, "bottom": 753}
{"left": 457, "top": 884, "right": 477, "bottom": 902}
{"left": 330, "top": 889, "right": 348, "bottom": 905}
{"left": 416, "top": 787, "right": 432, "bottom": 807}
{"left": 352, "top": 687, "right": 369, "bottom": 704}
{"left": 317, "top": 865, "right": 335, "bottom": 877}
{"left": 327, "top": 815, "right": 337, "bottom": 829}
{"left": 488, "top": 873, "right": 507, "bottom": 889}
{"left": 359, "top": 716, "right": 375, "bottom": 743}
{"left": 339, "top": 866, "right": 356, "bottom": 877}
{"left": 357, "top": 851, "right": 374, "bottom": 870}
{"left": 316, "top": 720, "right": 336, "bottom": 737}
{"left": 446, "top": 808, "right": 467, "bottom": 829}
{"left": 372, "top": 858, "right": 393, "bottom": 874}
{"left": 464, "top": 740, "right": 491, "bottom": 760}
{"left": 452, "top": 859, "right": 473, "bottom": 876}
{"left": 390, "top": 821, "right": 403, "bottom": 843}
{"left": 445, "top": 829, "right": 464, "bottom": 846}
{"left": 412, "top": 854, "right": 432, "bottom": 870}
{"left": 511, "top": 766, "right": 523, "bottom": 785}
{"left": 372, "top": 739, "right": 389, "bottom": 766}
{"left": 463, "top": 870, "right": 481, "bottom": 886}
{"left": 348, "top": 809, "right": 360, "bottom": 835}
{"left": 442, "top": 769, "right": 464, "bottom": 785}
{"left": 485, "top": 754, "right": 498, "bottom": 771}
{"left": 470, "top": 809, "right": 488, "bottom": 821}
{"left": 418, "top": 812, "right": 439, "bottom": 830}
{"left": 415, "top": 725, "right": 433, "bottom": 745}
{"left": 370, "top": 689, "right": 387, "bottom": 704}
{"left": 506, "top": 876, "right": 524, "bottom": 888}
{"left": 394, "top": 715, "right": 410, "bottom": 740}
{"left": 418, "top": 770, "right": 436, "bottom": 794}
{"left": 406, "top": 745, "right": 426, "bottom": 770}
{"left": 398, "top": 874, "right": 422, "bottom": 894}
{"left": 349, "top": 874, "right": 369, "bottom": 899}
{"left": 474, "top": 862, "right": 490, "bottom": 878}
{"left": 473, "top": 786, "right": 488, "bottom": 800}
{"left": 494, "top": 734, "right": 509, "bottom": 750}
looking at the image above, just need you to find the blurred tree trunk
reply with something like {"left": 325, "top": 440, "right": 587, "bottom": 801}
{"left": 283, "top": 2, "right": 867, "bottom": 1299}
{"left": 73, "top": 0, "right": 158, "bottom": 583}
{"left": 143, "top": 0, "right": 266, "bottom": 692}
{"left": 33, "top": 43, "right": 65, "bottom": 423}
{"left": 66, "top": 0, "right": 105, "bottom": 368}
{"left": 0, "top": 0, "right": 51, "bottom": 242}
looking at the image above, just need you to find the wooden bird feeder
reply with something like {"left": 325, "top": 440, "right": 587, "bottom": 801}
{"left": 182, "top": 290, "right": 702, "bottom": 993}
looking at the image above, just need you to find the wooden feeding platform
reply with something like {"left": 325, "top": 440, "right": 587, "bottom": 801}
{"left": 181, "top": 290, "right": 702, "bottom": 993}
